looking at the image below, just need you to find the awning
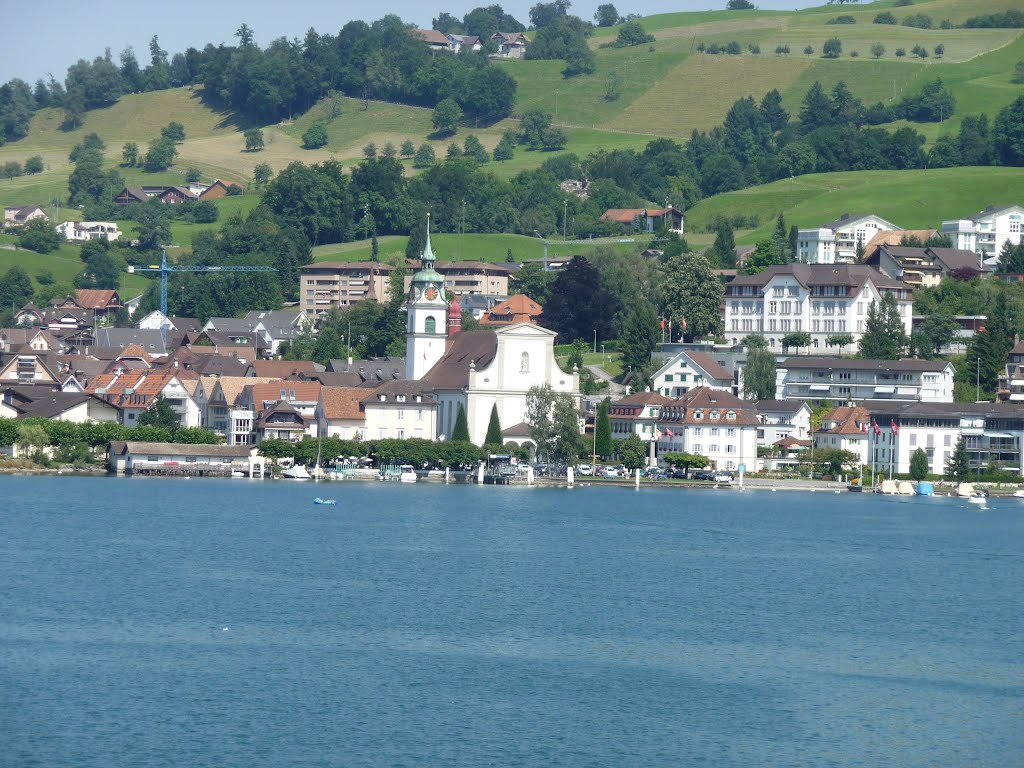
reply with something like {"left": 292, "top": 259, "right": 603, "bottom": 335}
{"left": 874, "top": 386, "right": 896, "bottom": 394}
{"left": 808, "top": 384, "right": 830, "bottom": 392}
{"left": 983, "top": 432, "right": 1015, "bottom": 439}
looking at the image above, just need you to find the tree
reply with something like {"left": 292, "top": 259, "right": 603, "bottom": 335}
{"left": 782, "top": 332, "right": 811, "bottom": 354}
{"left": 18, "top": 219, "right": 62, "bottom": 254}
{"left": 244, "top": 128, "right": 265, "bottom": 152}
{"left": 461, "top": 134, "right": 489, "bottom": 164}
{"left": 24, "top": 156, "right": 43, "bottom": 174}
{"left": 915, "top": 313, "right": 960, "bottom": 357}
{"left": 121, "top": 141, "right": 139, "bottom": 167}
{"left": 726, "top": 0, "right": 755, "bottom": 8}
{"left": 822, "top": 37, "right": 842, "bottom": 58}
{"left": 710, "top": 220, "right": 736, "bottom": 268}
{"left": 895, "top": 47, "right": 906, "bottom": 58}
{"left": 871, "top": 43, "right": 885, "bottom": 58}
{"left": 563, "top": 47, "right": 596, "bottom": 77}
{"left": 143, "top": 137, "right": 177, "bottom": 172}
{"left": 595, "top": 398, "right": 612, "bottom": 458}
{"left": 620, "top": 433, "right": 647, "bottom": 471}
{"left": 945, "top": 436, "right": 970, "bottom": 482}
{"left": 967, "top": 293, "right": 1014, "bottom": 394}
{"left": 530, "top": 1, "right": 572, "bottom": 29}
{"left": 432, "top": 97, "right": 463, "bottom": 137}
{"left": 17, "top": 422, "right": 48, "bottom": 459}
{"left": 0, "top": 265, "right": 36, "bottom": 310}
{"left": 525, "top": 384, "right": 584, "bottom": 464}
{"left": 993, "top": 96, "right": 1024, "bottom": 166}
{"left": 1014, "top": 60, "right": 1024, "bottom": 85}
{"left": 543, "top": 256, "right": 618, "bottom": 343}
{"left": 743, "top": 345, "right": 776, "bottom": 400}
{"left": 621, "top": 301, "right": 659, "bottom": 375}
{"left": 400, "top": 140, "right": 415, "bottom": 158}
{"left": 446, "top": 142, "right": 462, "bottom": 160}
{"left": 137, "top": 396, "right": 180, "bottom": 430}
{"left": 909, "top": 447, "right": 930, "bottom": 481}
{"left": 185, "top": 167, "right": 202, "bottom": 184}
{"left": 484, "top": 404, "right": 503, "bottom": 448}
{"left": 743, "top": 238, "right": 785, "bottom": 274}
{"left": 2, "top": 161, "right": 22, "bottom": 179}
{"left": 161, "top": 121, "right": 185, "bottom": 142}
{"left": 595, "top": 4, "right": 619, "bottom": 26}
{"left": 825, "top": 333, "right": 854, "bottom": 353}
{"left": 302, "top": 122, "right": 329, "bottom": 149}
{"left": 413, "top": 143, "right": 436, "bottom": 168}
{"left": 452, "top": 404, "right": 470, "bottom": 442}
{"left": 858, "top": 294, "right": 906, "bottom": 359}
{"left": 934, "top": 43, "right": 945, "bottom": 57}
{"left": 660, "top": 251, "right": 723, "bottom": 342}
{"left": 74, "top": 247, "right": 122, "bottom": 290}
{"left": 493, "top": 132, "right": 516, "bottom": 161}
{"left": 253, "top": 162, "right": 273, "bottom": 185}
{"left": 611, "top": 21, "right": 654, "bottom": 48}
{"left": 804, "top": 45, "right": 815, "bottom": 56}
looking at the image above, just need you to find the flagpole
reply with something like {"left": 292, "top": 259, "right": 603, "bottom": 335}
{"left": 870, "top": 423, "right": 875, "bottom": 490}
{"left": 889, "top": 425, "right": 894, "bottom": 482}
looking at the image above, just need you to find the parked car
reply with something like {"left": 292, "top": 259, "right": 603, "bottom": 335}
{"left": 713, "top": 472, "right": 734, "bottom": 483}
{"left": 670, "top": 469, "right": 688, "bottom": 479}
{"left": 577, "top": 464, "right": 593, "bottom": 476}
{"left": 598, "top": 466, "right": 619, "bottom": 478}
{"left": 692, "top": 471, "right": 715, "bottom": 481}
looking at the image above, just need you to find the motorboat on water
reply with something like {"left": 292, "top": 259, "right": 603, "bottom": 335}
{"left": 399, "top": 464, "right": 417, "bottom": 483}
{"left": 281, "top": 464, "right": 312, "bottom": 480}
{"left": 314, "top": 497, "right": 337, "bottom": 505}
{"left": 968, "top": 494, "right": 988, "bottom": 506}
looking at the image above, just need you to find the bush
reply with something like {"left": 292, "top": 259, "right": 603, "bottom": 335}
{"left": 964, "top": 10, "right": 1024, "bottom": 28}
{"left": 185, "top": 167, "right": 202, "bottom": 183}
{"left": 874, "top": 11, "right": 897, "bottom": 24}
{"left": 894, "top": 0, "right": 913, "bottom": 5}
{"left": 822, "top": 37, "right": 842, "bottom": 58}
{"left": 827, "top": 15, "right": 856, "bottom": 25}
{"left": 804, "top": 45, "right": 814, "bottom": 56}
{"left": 895, "top": 47, "right": 906, "bottom": 58}
{"left": 725, "top": 41, "right": 742, "bottom": 55}
{"left": 871, "top": 43, "right": 885, "bottom": 58}
{"left": 1, "top": 161, "right": 22, "bottom": 178}
{"left": 18, "top": 218, "right": 62, "bottom": 254}
{"left": 302, "top": 122, "right": 329, "bottom": 149}
{"left": 609, "top": 20, "right": 654, "bottom": 48}
{"left": 775, "top": 44, "right": 790, "bottom": 54}
{"left": 901, "top": 13, "right": 933, "bottom": 29}
{"left": 24, "top": 155, "right": 44, "bottom": 174}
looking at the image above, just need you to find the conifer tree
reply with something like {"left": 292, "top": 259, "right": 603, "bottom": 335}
{"left": 484, "top": 404, "right": 503, "bottom": 448}
{"left": 945, "top": 436, "right": 970, "bottom": 482}
{"left": 858, "top": 294, "right": 906, "bottom": 359}
{"left": 595, "top": 398, "right": 612, "bottom": 458}
{"left": 452, "top": 404, "right": 470, "bottom": 442}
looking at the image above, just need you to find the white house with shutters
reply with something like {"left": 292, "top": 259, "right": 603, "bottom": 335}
{"left": 797, "top": 213, "right": 900, "bottom": 264}
{"left": 942, "top": 204, "right": 1024, "bottom": 263}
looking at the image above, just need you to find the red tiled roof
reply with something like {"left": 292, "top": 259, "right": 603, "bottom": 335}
{"left": 479, "top": 294, "right": 543, "bottom": 325}
{"left": 320, "top": 387, "right": 367, "bottom": 421}
{"left": 685, "top": 351, "right": 732, "bottom": 382}
{"left": 248, "top": 360, "right": 319, "bottom": 378}
{"left": 75, "top": 289, "right": 120, "bottom": 310}
{"left": 249, "top": 381, "right": 322, "bottom": 407}
{"left": 421, "top": 331, "right": 498, "bottom": 390}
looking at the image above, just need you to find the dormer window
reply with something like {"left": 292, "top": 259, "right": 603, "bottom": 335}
{"left": 710, "top": 411, "right": 720, "bottom": 420}
{"left": 726, "top": 411, "right": 736, "bottom": 420}
{"left": 397, "top": 395, "right": 406, "bottom": 403}
{"left": 693, "top": 410, "right": 703, "bottom": 420}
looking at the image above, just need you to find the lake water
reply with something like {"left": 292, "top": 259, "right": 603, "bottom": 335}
{"left": 1, "top": 476, "right": 1021, "bottom": 767}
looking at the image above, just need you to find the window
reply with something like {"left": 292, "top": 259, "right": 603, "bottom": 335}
{"left": 417, "top": 409, "right": 424, "bottom": 421}
{"left": 710, "top": 427, "right": 720, "bottom": 436}
{"left": 693, "top": 444, "right": 702, "bottom": 453}
{"left": 693, "top": 427, "right": 702, "bottom": 436}
{"left": 727, "top": 428, "right": 735, "bottom": 437}
{"left": 397, "top": 429, "right": 405, "bottom": 440}
{"left": 710, "top": 411, "right": 720, "bottom": 420}
{"left": 398, "top": 409, "right": 405, "bottom": 421}
{"left": 521, "top": 352, "right": 530, "bottom": 372}
{"left": 726, "top": 411, "right": 736, "bottom": 420}
{"left": 726, "top": 445, "right": 736, "bottom": 453}
{"left": 424, "top": 316, "right": 436, "bottom": 334}
{"left": 709, "top": 444, "right": 719, "bottom": 453}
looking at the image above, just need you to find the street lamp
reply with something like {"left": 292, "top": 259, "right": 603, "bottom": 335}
{"left": 602, "top": 343, "right": 606, "bottom": 363}
{"left": 976, "top": 356, "right": 981, "bottom": 402}
{"left": 593, "top": 330, "right": 597, "bottom": 355}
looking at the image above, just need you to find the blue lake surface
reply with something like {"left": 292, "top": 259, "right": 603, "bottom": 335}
{"left": 1, "top": 476, "right": 1022, "bottom": 767}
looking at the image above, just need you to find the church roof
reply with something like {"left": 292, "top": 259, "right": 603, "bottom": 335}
{"left": 421, "top": 330, "right": 498, "bottom": 390}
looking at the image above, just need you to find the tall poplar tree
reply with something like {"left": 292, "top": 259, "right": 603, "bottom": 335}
{"left": 484, "top": 404, "right": 503, "bottom": 448}
{"left": 595, "top": 398, "right": 612, "bottom": 458}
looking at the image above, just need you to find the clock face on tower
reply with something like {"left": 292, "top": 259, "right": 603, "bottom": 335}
{"left": 424, "top": 285, "right": 439, "bottom": 301}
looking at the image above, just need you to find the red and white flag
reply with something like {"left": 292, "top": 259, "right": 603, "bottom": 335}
{"left": 666, "top": 428, "right": 674, "bottom": 438}
{"left": 861, "top": 421, "right": 868, "bottom": 433}
{"left": 872, "top": 420, "right": 881, "bottom": 436}
{"left": 680, "top": 317, "right": 688, "bottom": 331}
{"left": 891, "top": 420, "right": 900, "bottom": 435}
{"left": 653, "top": 428, "right": 663, "bottom": 441}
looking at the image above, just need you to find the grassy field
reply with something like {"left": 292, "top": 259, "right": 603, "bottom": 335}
{"left": 0, "top": 237, "right": 150, "bottom": 298}
{"left": 685, "top": 166, "right": 1024, "bottom": 243}
{"left": 313, "top": 233, "right": 550, "bottom": 264}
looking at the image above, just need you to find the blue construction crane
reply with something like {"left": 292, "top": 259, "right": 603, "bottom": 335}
{"left": 128, "top": 249, "right": 277, "bottom": 341}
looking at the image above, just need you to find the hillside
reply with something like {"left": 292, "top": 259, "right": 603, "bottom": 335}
{"left": 685, "top": 166, "right": 1024, "bottom": 243}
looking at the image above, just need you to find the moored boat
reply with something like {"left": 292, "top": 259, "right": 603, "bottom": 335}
{"left": 399, "top": 464, "right": 417, "bottom": 483}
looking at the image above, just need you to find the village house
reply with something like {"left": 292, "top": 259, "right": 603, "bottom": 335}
{"left": 55, "top": 220, "right": 121, "bottom": 242}
{"left": 0, "top": 351, "right": 63, "bottom": 386}
{"left": 447, "top": 34, "right": 482, "bottom": 52}
{"left": 942, "top": 204, "right": 1024, "bottom": 263}
{"left": 478, "top": 294, "right": 543, "bottom": 326}
{"left": 655, "top": 388, "right": 760, "bottom": 472}
{"left": 0, "top": 328, "right": 59, "bottom": 355}
{"left": 814, "top": 404, "right": 872, "bottom": 466}
{"left": 360, "top": 380, "right": 438, "bottom": 441}
{"left": 608, "top": 391, "right": 675, "bottom": 442}
{"left": 755, "top": 399, "right": 812, "bottom": 470}
{"left": 0, "top": 385, "right": 120, "bottom": 424}
{"left": 299, "top": 261, "right": 395, "bottom": 314}
{"left": 113, "top": 181, "right": 240, "bottom": 205}
{"left": 599, "top": 206, "right": 684, "bottom": 234}
{"left": 315, "top": 386, "right": 367, "bottom": 440}
{"left": 651, "top": 348, "right": 736, "bottom": 398}
{"left": 864, "top": 245, "right": 988, "bottom": 287}
{"left": 3, "top": 205, "right": 48, "bottom": 226}
{"left": 998, "top": 341, "right": 1024, "bottom": 402}
{"left": 87, "top": 369, "right": 202, "bottom": 427}
{"left": 490, "top": 31, "right": 529, "bottom": 58}
{"left": 797, "top": 213, "right": 900, "bottom": 264}
{"left": 416, "top": 261, "right": 516, "bottom": 297}
{"left": 861, "top": 229, "right": 939, "bottom": 261}
{"left": 411, "top": 28, "right": 454, "bottom": 53}
{"left": 108, "top": 441, "right": 266, "bottom": 476}
{"left": 723, "top": 264, "right": 913, "bottom": 353}
{"left": 775, "top": 357, "right": 955, "bottom": 404}
{"left": 864, "top": 401, "right": 1024, "bottom": 477}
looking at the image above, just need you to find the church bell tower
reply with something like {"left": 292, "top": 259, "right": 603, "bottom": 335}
{"left": 406, "top": 214, "right": 449, "bottom": 380}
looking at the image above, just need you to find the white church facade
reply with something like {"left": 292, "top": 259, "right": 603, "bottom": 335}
{"left": 405, "top": 218, "right": 581, "bottom": 449}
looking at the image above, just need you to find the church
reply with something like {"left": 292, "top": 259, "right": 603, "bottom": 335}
{"left": 404, "top": 218, "right": 581, "bottom": 448}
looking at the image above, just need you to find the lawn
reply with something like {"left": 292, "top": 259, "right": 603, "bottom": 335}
{"left": 312, "top": 233, "right": 550, "bottom": 264}
{"left": 0, "top": 237, "right": 149, "bottom": 299}
{"left": 685, "top": 166, "right": 1024, "bottom": 243}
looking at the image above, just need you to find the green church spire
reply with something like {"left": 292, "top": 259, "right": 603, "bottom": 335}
{"left": 422, "top": 212, "right": 435, "bottom": 265}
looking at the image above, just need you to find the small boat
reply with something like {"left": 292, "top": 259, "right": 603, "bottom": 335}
{"left": 399, "top": 464, "right": 417, "bottom": 483}
{"left": 314, "top": 497, "right": 337, "bottom": 506}
{"left": 281, "top": 464, "right": 312, "bottom": 480}
{"left": 1013, "top": 490, "right": 1024, "bottom": 498}
{"left": 968, "top": 494, "right": 988, "bottom": 506}
{"left": 231, "top": 470, "right": 246, "bottom": 478}
{"left": 915, "top": 481, "right": 934, "bottom": 496}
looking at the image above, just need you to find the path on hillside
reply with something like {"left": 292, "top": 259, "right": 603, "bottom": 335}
{"left": 586, "top": 365, "right": 626, "bottom": 396}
